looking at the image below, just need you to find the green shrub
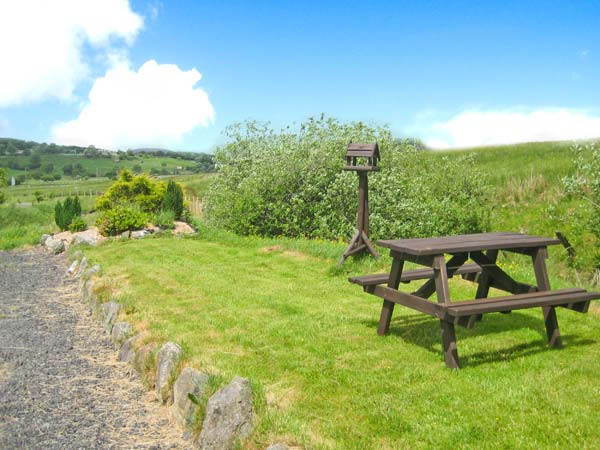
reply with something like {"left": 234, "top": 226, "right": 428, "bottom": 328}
{"left": 95, "top": 169, "right": 165, "bottom": 213}
{"left": 162, "top": 180, "right": 184, "bottom": 220}
{"left": 154, "top": 209, "right": 175, "bottom": 229}
{"left": 0, "top": 191, "right": 5, "bottom": 205}
{"left": 96, "top": 205, "right": 147, "bottom": 236}
{"left": 564, "top": 143, "right": 600, "bottom": 267}
{"left": 68, "top": 216, "right": 87, "bottom": 232}
{"left": 54, "top": 195, "right": 82, "bottom": 231}
{"left": 204, "top": 116, "right": 490, "bottom": 240}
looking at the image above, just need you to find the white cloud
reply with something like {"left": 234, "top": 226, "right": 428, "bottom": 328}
{"left": 52, "top": 60, "right": 215, "bottom": 149}
{"left": 0, "top": 0, "right": 142, "bottom": 106}
{"left": 424, "top": 108, "right": 600, "bottom": 149}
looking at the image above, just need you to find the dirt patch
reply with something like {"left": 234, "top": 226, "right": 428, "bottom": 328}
{"left": 259, "top": 245, "right": 283, "bottom": 253}
{"left": 265, "top": 382, "right": 301, "bottom": 411}
{"left": 282, "top": 250, "right": 314, "bottom": 261}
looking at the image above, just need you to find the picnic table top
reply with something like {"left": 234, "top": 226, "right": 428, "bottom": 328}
{"left": 377, "top": 232, "right": 561, "bottom": 256}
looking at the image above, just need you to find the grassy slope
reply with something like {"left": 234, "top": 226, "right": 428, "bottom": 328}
{"left": 84, "top": 231, "right": 600, "bottom": 450}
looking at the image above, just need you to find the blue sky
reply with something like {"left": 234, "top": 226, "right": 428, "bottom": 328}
{"left": 1, "top": 1, "right": 599, "bottom": 152}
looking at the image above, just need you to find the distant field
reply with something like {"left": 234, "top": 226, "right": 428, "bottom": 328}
{"left": 0, "top": 153, "right": 197, "bottom": 178}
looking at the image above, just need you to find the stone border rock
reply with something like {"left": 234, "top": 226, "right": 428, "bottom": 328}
{"left": 64, "top": 253, "right": 285, "bottom": 450}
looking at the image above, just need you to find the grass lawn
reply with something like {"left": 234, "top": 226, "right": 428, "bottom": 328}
{"left": 82, "top": 229, "right": 600, "bottom": 450}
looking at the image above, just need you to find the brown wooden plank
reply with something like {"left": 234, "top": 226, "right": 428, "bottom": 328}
{"left": 380, "top": 232, "right": 517, "bottom": 246}
{"left": 343, "top": 165, "right": 378, "bottom": 172}
{"left": 447, "top": 288, "right": 585, "bottom": 307}
{"left": 413, "top": 253, "right": 469, "bottom": 299}
{"left": 440, "top": 320, "right": 460, "bottom": 368}
{"left": 559, "top": 301, "right": 590, "bottom": 313}
{"left": 347, "top": 143, "right": 377, "bottom": 151}
{"left": 532, "top": 247, "right": 562, "bottom": 347}
{"left": 383, "top": 238, "right": 561, "bottom": 256}
{"left": 361, "top": 231, "right": 380, "bottom": 259}
{"left": 469, "top": 251, "right": 534, "bottom": 294}
{"left": 378, "top": 233, "right": 560, "bottom": 256}
{"left": 390, "top": 251, "right": 436, "bottom": 267}
{"left": 346, "top": 150, "right": 375, "bottom": 157}
{"left": 368, "top": 285, "right": 443, "bottom": 318}
{"left": 348, "top": 263, "right": 482, "bottom": 286}
{"left": 433, "top": 255, "right": 451, "bottom": 305}
{"left": 446, "top": 290, "right": 597, "bottom": 316}
{"left": 377, "top": 258, "right": 403, "bottom": 335}
{"left": 378, "top": 232, "right": 533, "bottom": 249}
{"left": 345, "top": 244, "right": 367, "bottom": 257}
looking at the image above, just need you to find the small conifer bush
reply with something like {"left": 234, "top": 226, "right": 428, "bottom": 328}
{"left": 54, "top": 195, "right": 82, "bottom": 231}
{"left": 162, "top": 180, "right": 184, "bottom": 220}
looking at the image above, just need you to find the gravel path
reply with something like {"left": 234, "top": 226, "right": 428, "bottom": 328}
{"left": 0, "top": 248, "right": 188, "bottom": 450}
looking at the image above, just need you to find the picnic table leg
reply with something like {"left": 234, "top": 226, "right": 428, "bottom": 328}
{"left": 433, "top": 255, "right": 460, "bottom": 368}
{"left": 377, "top": 258, "right": 404, "bottom": 335}
{"left": 474, "top": 249, "right": 499, "bottom": 321}
{"left": 532, "top": 247, "right": 562, "bottom": 348}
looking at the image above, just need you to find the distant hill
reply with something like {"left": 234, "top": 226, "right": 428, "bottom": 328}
{"left": 0, "top": 137, "right": 215, "bottom": 182}
{"left": 131, "top": 148, "right": 171, "bottom": 154}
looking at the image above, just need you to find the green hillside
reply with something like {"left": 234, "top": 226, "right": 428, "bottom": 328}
{"left": 0, "top": 137, "right": 214, "bottom": 182}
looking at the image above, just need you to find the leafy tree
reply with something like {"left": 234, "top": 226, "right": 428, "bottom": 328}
{"left": 42, "top": 163, "right": 54, "bottom": 174}
{"left": 0, "top": 168, "right": 7, "bottom": 186}
{"left": 63, "top": 163, "right": 73, "bottom": 176}
{"left": 162, "top": 180, "right": 184, "bottom": 220}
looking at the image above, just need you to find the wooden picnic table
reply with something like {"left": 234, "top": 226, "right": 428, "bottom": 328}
{"left": 349, "top": 232, "right": 600, "bottom": 368}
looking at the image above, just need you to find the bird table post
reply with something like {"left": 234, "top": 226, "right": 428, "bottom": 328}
{"left": 338, "top": 142, "right": 381, "bottom": 266}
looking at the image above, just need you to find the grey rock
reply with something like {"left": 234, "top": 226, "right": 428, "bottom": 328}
{"left": 197, "top": 377, "right": 254, "bottom": 450}
{"left": 40, "top": 234, "right": 51, "bottom": 246}
{"left": 131, "top": 230, "right": 150, "bottom": 239}
{"left": 66, "top": 259, "right": 80, "bottom": 276}
{"left": 171, "top": 368, "right": 209, "bottom": 426}
{"left": 111, "top": 322, "right": 132, "bottom": 348}
{"left": 45, "top": 237, "right": 65, "bottom": 255}
{"left": 266, "top": 445, "right": 289, "bottom": 450}
{"left": 133, "top": 343, "right": 156, "bottom": 375}
{"left": 72, "top": 250, "right": 83, "bottom": 260}
{"left": 74, "top": 257, "right": 88, "bottom": 278}
{"left": 155, "top": 342, "right": 182, "bottom": 403}
{"left": 118, "top": 334, "right": 140, "bottom": 363}
{"left": 120, "top": 230, "right": 131, "bottom": 239}
{"left": 81, "top": 279, "right": 94, "bottom": 304}
{"left": 73, "top": 233, "right": 97, "bottom": 246}
{"left": 85, "top": 264, "right": 101, "bottom": 278}
{"left": 99, "top": 301, "right": 120, "bottom": 333}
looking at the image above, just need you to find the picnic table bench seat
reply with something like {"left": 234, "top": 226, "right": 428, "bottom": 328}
{"left": 349, "top": 263, "right": 482, "bottom": 287}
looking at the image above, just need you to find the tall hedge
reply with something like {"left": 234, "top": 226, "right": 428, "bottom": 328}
{"left": 204, "top": 116, "right": 490, "bottom": 240}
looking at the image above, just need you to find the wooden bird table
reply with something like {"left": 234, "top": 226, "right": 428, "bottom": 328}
{"left": 349, "top": 232, "right": 600, "bottom": 368}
